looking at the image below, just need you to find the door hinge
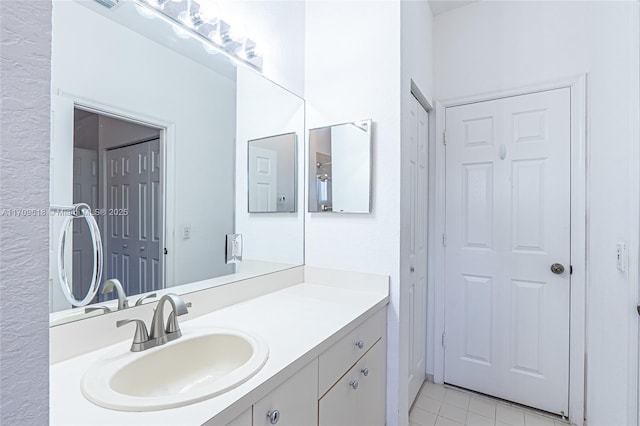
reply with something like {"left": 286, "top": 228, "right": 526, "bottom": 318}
{"left": 442, "top": 332, "right": 446, "bottom": 347}
{"left": 443, "top": 130, "right": 447, "bottom": 145}
{"left": 570, "top": 265, "right": 573, "bottom": 275}
{"left": 442, "top": 233, "right": 447, "bottom": 247}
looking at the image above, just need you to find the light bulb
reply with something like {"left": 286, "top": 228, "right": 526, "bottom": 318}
{"left": 195, "top": 0, "right": 220, "bottom": 25}
{"left": 228, "top": 22, "right": 248, "bottom": 42}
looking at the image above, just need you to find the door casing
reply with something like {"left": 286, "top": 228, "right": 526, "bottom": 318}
{"left": 56, "top": 89, "right": 175, "bottom": 290}
{"left": 432, "top": 75, "right": 587, "bottom": 426}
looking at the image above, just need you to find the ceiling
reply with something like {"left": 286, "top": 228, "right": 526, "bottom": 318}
{"left": 429, "top": 1, "right": 478, "bottom": 16}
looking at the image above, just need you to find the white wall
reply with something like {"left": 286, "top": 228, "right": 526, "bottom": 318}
{"left": 305, "top": 2, "right": 403, "bottom": 424}
{"left": 433, "top": 2, "right": 640, "bottom": 424}
{"left": 51, "top": 1, "right": 236, "bottom": 292}
{"left": 0, "top": 0, "right": 51, "bottom": 423}
{"left": 236, "top": 66, "right": 305, "bottom": 265}
{"left": 400, "top": 1, "right": 434, "bottom": 423}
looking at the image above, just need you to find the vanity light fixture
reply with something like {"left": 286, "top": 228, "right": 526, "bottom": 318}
{"left": 132, "top": 0, "right": 264, "bottom": 71}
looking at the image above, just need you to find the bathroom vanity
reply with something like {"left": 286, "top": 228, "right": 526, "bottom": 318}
{"left": 50, "top": 267, "right": 389, "bottom": 425}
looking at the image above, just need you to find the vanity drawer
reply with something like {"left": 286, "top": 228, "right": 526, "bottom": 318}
{"left": 318, "top": 307, "right": 385, "bottom": 396}
{"left": 318, "top": 338, "right": 386, "bottom": 426}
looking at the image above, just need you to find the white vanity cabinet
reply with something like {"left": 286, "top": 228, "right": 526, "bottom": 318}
{"left": 253, "top": 359, "right": 318, "bottom": 426}
{"left": 318, "top": 339, "right": 385, "bottom": 426}
{"left": 222, "top": 307, "right": 386, "bottom": 426}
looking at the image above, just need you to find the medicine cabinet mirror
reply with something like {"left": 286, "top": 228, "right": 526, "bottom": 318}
{"left": 49, "top": 0, "right": 304, "bottom": 326}
{"left": 248, "top": 133, "right": 297, "bottom": 213}
{"left": 308, "top": 120, "right": 372, "bottom": 213}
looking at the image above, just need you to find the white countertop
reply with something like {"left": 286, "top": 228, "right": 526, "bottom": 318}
{"left": 50, "top": 281, "right": 388, "bottom": 425}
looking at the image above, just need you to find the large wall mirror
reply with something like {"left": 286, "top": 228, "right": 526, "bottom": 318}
{"left": 308, "top": 120, "right": 372, "bottom": 213}
{"left": 49, "top": 0, "right": 305, "bottom": 326}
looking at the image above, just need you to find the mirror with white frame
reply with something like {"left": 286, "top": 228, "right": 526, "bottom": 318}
{"left": 49, "top": 0, "right": 305, "bottom": 326}
{"left": 308, "top": 120, "right": 372, "bottom": 213}
{"left": 248, "top": 133, "right": 297, "bottom": 213}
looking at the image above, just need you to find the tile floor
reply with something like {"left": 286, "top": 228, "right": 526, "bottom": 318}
{"left": 409, "top": 382, "right": 571, "bottom": 426}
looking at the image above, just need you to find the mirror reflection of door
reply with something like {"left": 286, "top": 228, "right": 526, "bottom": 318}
{"left": 249, "top": 146, "right": 278, "bottom": 212}
{"left": 72, "top": 112, "right": 99, "bottom": 300}
{"left": 72, "top": 108, "right": 164, "bottom": 303}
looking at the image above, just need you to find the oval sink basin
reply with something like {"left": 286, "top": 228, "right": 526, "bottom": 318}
{"left": 81, "top": 328, "right": 269, "bottom": 411}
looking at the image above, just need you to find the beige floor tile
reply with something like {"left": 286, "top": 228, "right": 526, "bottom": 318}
{"left": 416, "top": 395, "right": 443, "bottom": 414}
{"left": 439, "top": 403, "right": 468, "bottom": 424}
{"left": 444, "top": 389, "right": 471, "bottom": 410}
{"left": 524, "top": 413, "right": 555, "bottom": 426}
{"left": 411, "top": 407, "right": 438, "bottom": 426}
{"left": 496, "top": 405, "right": 525, "bottom": 426}
{"left": 424, "top": 383, "right": 447, "bottom": 401}
{"left": 469, "top": 397, "right": 497, "bottom": 419}
{"left": 466, "top": 411, "right": 495, "bottom": 426}
{"left": 436, "top": 416, "right": 464, "bottom": 426}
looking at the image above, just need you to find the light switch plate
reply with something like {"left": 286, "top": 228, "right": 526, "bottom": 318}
{"left": 616, "top": 242, "right": 626, "bottom": 272}
{"left": 225, "top": 233, "right": 243, "bottom": 264}
{"left": 183, "top": 224, "right": 192, "bottom": 239}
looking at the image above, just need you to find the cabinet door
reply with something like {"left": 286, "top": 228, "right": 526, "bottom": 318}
{"left": 253, "top": 359, "right": 318, "bottom": 426}
{"left": 227, "top": 407, "right": 252, "bottom": 426}
{"left": 319, "top": 339, "right": 385, "bottom": 426}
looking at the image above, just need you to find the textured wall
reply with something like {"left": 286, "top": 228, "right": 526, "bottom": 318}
{"left": 0, "top": 0, "right": 51, "bottom": 424}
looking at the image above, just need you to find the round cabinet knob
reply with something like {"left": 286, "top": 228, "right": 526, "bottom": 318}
{"left": 267, "top": 409, "right": 280, "bottom": 424}
{"left": 355, "top": 340, "right": 365, "bottom": 349}
{"left": 550, "top": 263, "right": 565, "bottom": 275}
{"left": 361, "top": 367, "right": 369, "bottom": 376}
{"left": 350, "top": 380, "right": 359, "bottom": 390}
{"left": 410, "top": 266, "right": 415, "bottom": 273}
{"left": 140, "top": 246, "right": 145, "bottom": 251}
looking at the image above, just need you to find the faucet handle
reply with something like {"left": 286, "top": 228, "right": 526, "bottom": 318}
{"left": 135, "top": 293, "right": 157, "bottom": 306}
{"left": 84, "top": 305, "right": 112, "bottom": 314}
{"left": 166, "top": 302, "right": 191, "bottom": 334}
{"left": 116, "top": 319, "right": 149, "bottom": 344}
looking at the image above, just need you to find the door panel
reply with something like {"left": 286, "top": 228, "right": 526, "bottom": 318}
{"left": 105, "top": 139, "right": 162, "bottom": 299}
{"left": 444, "top": 88, "right": 570, "bottom": 415}
{"left": 408, "top": 95, "right": 429, "bottom": 405}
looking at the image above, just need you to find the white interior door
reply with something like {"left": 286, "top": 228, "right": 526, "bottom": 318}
{"left": 249, "top": 146, "right": 278, "bottom": 212}
{"left": 408, "top": 95, "right": 429, "bottom": 405}
{"left": 443, "top": 88, "right": 571, "bottom": 415}
{"left": 106, "top": 138, "right": 162, "bottom": 298}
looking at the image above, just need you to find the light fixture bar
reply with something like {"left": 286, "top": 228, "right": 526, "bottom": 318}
{"left": 131, "top": 0, "right": 263, "bottom": 71}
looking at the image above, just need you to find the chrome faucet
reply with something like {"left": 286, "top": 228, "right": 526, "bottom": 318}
{"left": 149, "top": 293, "right": 191, "bottom": 345}
{"left": 117, "top": 293, "right": 191, "bottom": 352}
{"left": 102, "top": 279, "right": 128, "bottom": 310}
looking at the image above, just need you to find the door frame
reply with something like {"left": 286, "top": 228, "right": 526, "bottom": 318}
{"left": 432, "top": 75, "right": 587, "bottom": 426}
{"left": 54, "top": 89, "right": 175, "bottom": 290}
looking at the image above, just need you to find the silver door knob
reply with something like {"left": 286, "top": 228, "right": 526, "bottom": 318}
{"left": 267, "top": 410, "right": 280, "bottom": 424}
{"left": 140, "top": 246, "right": 145, "bottom": 250}
{"left": 349, "top": 380, "right": 359, "bottom": 390}
{"left": 550, "top": 263, "right": 565, "bottom": 274}
{"left": 410, "top": 266, "right": 415, "bottom": 273}
{"left": 123, "top": 244, "right": 128, "bottom": 248}
{"left": 355, "top": 340, "right": 365, "bottom": 349}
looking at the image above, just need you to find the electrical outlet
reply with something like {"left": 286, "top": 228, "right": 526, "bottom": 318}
{"left": 225, "top": 233, "right": 243, "bottom": 264}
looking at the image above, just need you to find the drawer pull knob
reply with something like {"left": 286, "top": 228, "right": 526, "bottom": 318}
{"left": 350, "top": 380, "right": 359, "bottom": 390}
{"left": 267, "top": 410, "right": 280, "bottom": 424}
{"left": 361, "top": 367, "right": 369, "bottom": 376}
{"left": 355, "top": 340, "right": 365, "bottom": 349}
